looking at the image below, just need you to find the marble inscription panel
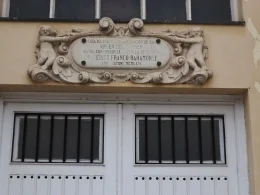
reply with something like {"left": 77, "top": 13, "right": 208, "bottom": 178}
{"left": 70, "top": 37, "right": 172, "bottom": 69}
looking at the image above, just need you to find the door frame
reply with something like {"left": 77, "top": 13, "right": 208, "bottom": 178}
{"left": 0, "top": 92, "right": 249, "bottom": 195}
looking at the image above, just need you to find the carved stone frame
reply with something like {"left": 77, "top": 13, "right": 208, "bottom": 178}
{"left": 28, "top": 17, "right": 212, "bottom": 85}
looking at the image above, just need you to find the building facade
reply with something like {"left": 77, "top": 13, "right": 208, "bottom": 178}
{"left": 0, "top": 0, "right": 259, "bottom": 195}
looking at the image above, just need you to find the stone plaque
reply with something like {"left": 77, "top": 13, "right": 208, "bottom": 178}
{"left": 28, "top": 18, "right": 212, "bottom": 85}
{"left": 70, "top": 37, "right": 171, "bottom": 69}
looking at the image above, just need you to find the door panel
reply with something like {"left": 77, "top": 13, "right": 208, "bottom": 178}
{"left": 0, "top": 103, "right": 117, "bottom": 195}
{"left": 122, "top": 104, "right": 238, "bottom": 195}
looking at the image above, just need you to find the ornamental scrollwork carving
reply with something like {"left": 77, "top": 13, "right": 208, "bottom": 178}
{"left": 28, "top": 17, "right": 212, "bottom": 85}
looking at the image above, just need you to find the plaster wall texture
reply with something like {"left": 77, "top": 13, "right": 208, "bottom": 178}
{"left": 0, "top": 0, "right": 260, "bottom": 194}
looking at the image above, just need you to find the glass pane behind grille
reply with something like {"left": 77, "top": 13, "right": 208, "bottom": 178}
{"left": 135, "top": 115, "right": 226, "bottom": 164}
{"left": 38, "top": 115, "right": 51, "bottom": 162}
{"left": 24, "top": 115, "right": 38, "bottom": 162}
{"left": 9, "top": 0, "right": 50, "bottom": 18}
{"left": 147, "top": 117, "right": 159, "bottom": 163}
{"left": 187, "top": 118, "right": 200, "bottom": 163}
{"left": 160, "top": 117, "right": 172, "bottom": 162}
{"left": 79, "top": 117, "right": 92, "bottom": 162}
{"left": 101, "top": 0, "right": 140, "bottom": 21}
{"left": 55, "top": 0, "right": 95, "bottom": 20}
{"left": 12, "top": 113, "right": 104, "bottom": 164}
{"left": 52, "top": 116, "right": 65, "bottom": 162}
{"left": 65, "top": 116, "right": 79, "bottom": 162}
{"left": 146, "top": 0, "right": 186, "bottom": 21}
{"left": 174, "top": 117, "right": 186, "bottom": 163}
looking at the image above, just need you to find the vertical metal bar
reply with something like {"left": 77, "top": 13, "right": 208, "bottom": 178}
{"left": 184, "top": 117, "right": 189, "bottom": 164}
{"left": 144, "top": 116, "right": 148, "bottom": 163}
{"left": 49, "top": 115, "right": 54, "bottom": 162}
{"left": 230, "top": 0, "right": 240, "bottom": 21}
{"left": 211, "top": 116, "right": 217, "bottom": 164}
{"left": 198, "top": 116, "right": 203, "bottom": 164}
{"left": 11, "top": 113, "right": 17, "bottom": 162}
{"left": 171, "top": 116, "right": 175, "bottom": 164}
{"left": 95, "top": 0, "right": 101, "bottom": 18}
{"left": 63, "top": 115, "right": 68, "bottom": 163}
{"left": 21, "top": 114, "right": 28, "bottom": 162}
{"left": 185, "top": 0, "right": 192, "bottom": 20}
{"left": 117, "top": 105, "right": 123, "bottom": 195}
{"left": 158, "top": 116, "right": 162, "bottom": 163}
{"left": 49, "top": 0, "right": 56, "bottom": 18}
{"left": 35, "top": 114, "right": 41, "bottom": 162}
{"left": 135, "top": 115, "right": 137, "bottom": 163}
{"left": 140, "top": 0, "right": 146, "bottom": 19}
{"left": 77, "top": 115, "right": 82, "bottom": 163}
{"left": 102, "top": 115, "right": 105, "bottom": 163}
{"left": 222, "top": 116, "right": 227, "bottom": 164}
{"left": 90, "top": 115, "right": 95, "bottom": 163}
{"left": 2, "top": 0, "right": 10, "bottom": 17}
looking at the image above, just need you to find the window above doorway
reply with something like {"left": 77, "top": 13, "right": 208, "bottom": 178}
{"left": 1, "top": 0, "right": 243, "bottom": 24}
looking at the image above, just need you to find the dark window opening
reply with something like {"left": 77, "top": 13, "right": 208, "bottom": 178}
{"left": 146, "top": 0, "right": 186, "bottom": 21}
{"left": 7, "top": 0, "right": 234, "bottom": 23}
{"left": 135, "top": 115, "right": 226, "bottom": 164}
{"left": 12, "top": 113, "right": 104, "bottom": 164}
{"left": 191, "top": 0, "right": 232, "bottom": 22}
{"left": 101, "top": 0, "right": 140, "bottom": 21}
{"left": 55, "top": 0, "right": 95, "bottom": 20}
{"left": 9, "top": 0, "right": 50, "bottom": 18}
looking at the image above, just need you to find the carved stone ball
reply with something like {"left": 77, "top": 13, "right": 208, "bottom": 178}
{"left": 104, "top": 73, "right": 111, "bottom": 79}
{"left": 102, "top": 20, "right": 109, "bottom": 28}
{"left": 62, "top": 46, "right": 68, "bottom": 51}
{"left": 58, "top": 57, "right": 64, "bottom": 64}
{"left": 178, "top": 58, "right": 184, "bottom": 64}
{"left": 174, "top": 48, "right": 179, "bottom": 52}
{"left": 131, "top": 73, "right": 138, "bottom": 80}
{"left": 134, "top": 21, "right": 141, "bottom": 29}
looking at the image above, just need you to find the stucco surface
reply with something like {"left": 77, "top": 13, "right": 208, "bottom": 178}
{"left": 0, "top": 0, "right": 260, "bottom": 194}
{"left": 0, "top": 22, "right": 252, "bottom": 92}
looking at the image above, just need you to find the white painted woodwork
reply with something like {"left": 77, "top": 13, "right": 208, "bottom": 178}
{"left": 50, "top": 176, "right": 62, "bottom": 195}
{"left": 216, "top": 177, "right": 229, "bottom": 195}
{"left": 122, "top": 104, "right": 239, "bottom": 195}
{"left": 65, "top": 176, "right": 77, "bottom": 195}
{"left": 189, "top": 177, "right": 201, "bottom": 195}
{"left": 22, "top": 175, "right": 35, "bottom": 195}
{"left": 0, "top": 99, "right": 248, "bottom": 195}
{"left": 0, "top": 103, "right": 117, "bottom": 195}
{"left": 36, "top": 175, "right": 49, "bottom": 195}
{"left": 202, "top": 177, "right": 215, "bottom": 195}
{"left": 176, "top": 177, "right": 188, "bottom": 195}
{"left": 78, "top": 176, "right": 91, "bottom": 195}
{"left": 161, "top": 177, "right": 174, "bottom": 195}
{"left": 93, "top": 176, "right": 104, "bottom": 195}
{"left": 148, "top": 177, "right": 160, "bottom": 195}
{"left": 8, "top": 175, "right": 21, "bottom": 195}
{"left": 134, "top": 177, "right": 146, "bottom": 195}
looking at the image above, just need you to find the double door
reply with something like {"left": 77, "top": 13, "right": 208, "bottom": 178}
{"left": 0, "top": 103, "right": 239, "bottom": 195}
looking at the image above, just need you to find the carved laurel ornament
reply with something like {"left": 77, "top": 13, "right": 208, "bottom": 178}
{"left": 28, "top": 17, "right": 212, "bottom": 84}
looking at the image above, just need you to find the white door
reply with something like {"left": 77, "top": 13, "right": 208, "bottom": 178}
{"left": 122, "top": 104, "right": 239, "bottom": 195}
{"left": 0, "top": 102, "right": 246, "bottom": 195}
{"left": 0, "top": 103, "right": 118, "bottom": 195}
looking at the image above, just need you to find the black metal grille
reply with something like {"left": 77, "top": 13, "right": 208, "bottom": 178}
{"left": 12, "top": 113, "right": 104, "bottom": 163}
{"left": 135, "top": 115, "right": 226, "bottom": 164}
